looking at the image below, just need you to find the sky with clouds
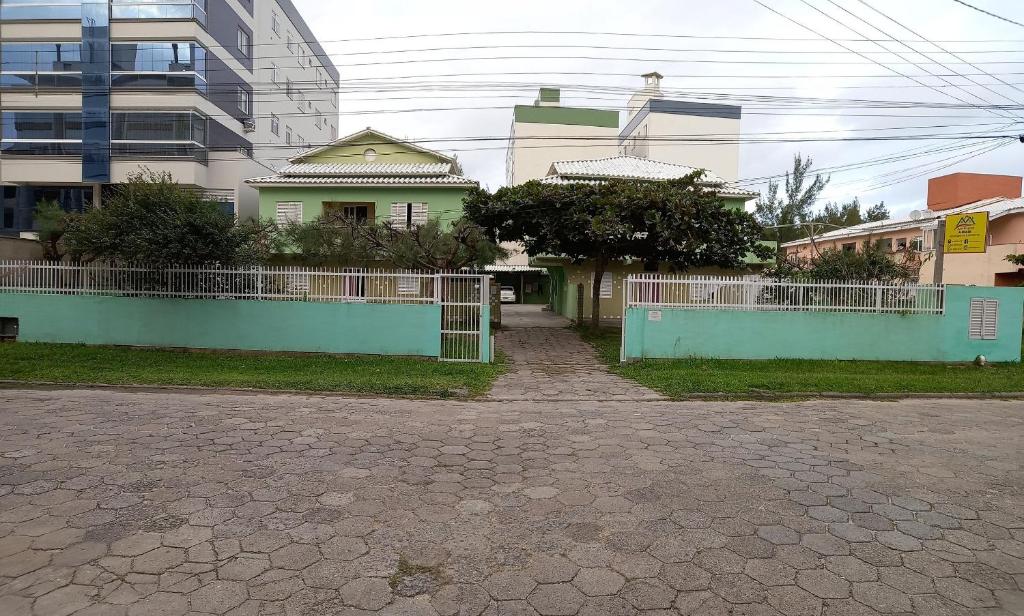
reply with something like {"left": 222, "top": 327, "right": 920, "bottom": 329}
{"left": 294, "top": 0, "right": 1024, "bottom": 216}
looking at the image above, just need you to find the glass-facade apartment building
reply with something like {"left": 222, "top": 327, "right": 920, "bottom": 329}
{"left": 0, "top": 0, "right": 339, "bottom": 234}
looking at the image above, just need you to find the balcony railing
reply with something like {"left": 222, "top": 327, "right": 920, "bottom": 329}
{"left": 110, "top": 1, "right": 206, "bottom": 26}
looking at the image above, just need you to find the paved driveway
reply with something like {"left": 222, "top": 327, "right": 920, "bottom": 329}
{"left": 489, "top": 306, "right": 664, "bottom": 401}
{"left": 1, "top": 388, "right": 1023, "bottom": 616}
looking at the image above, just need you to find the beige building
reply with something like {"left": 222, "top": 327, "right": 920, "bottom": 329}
{"left": 619, "top": 72, "right": 742, "bottom": 182}
{"left": 782, "top": 173, "right": 1024, "bottom": 287}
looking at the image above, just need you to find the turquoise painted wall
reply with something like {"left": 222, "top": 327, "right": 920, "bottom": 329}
{"left": 0, "top": 294, "right": 443, "bottom": 357}
{"left": 257, "top": 186, "right": 469, "bottom": 229}
{"left": 623, "top": 285, "right": 1024, "bottom": 363}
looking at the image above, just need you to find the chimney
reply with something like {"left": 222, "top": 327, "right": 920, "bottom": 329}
{"left": 627, "top": 71, "right": 664, "bottom": 121}
{"left": 535, "top": 88, "right": 560, "bottom": 107}
{"left": 926, "top": 172, "right": 1022, "bottom": 211}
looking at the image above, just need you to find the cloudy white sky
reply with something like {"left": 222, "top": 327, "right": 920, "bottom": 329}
{"left": 294, "top": 0, "right": 1023, "bottom": 217}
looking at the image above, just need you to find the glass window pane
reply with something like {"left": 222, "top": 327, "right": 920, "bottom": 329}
{"left": 111, "top": 42, "right": 195, "bottom": 72}
{"left": 1, "top": 43, "right": 82, "bottom": 72}
{"left": 0, "top": 0, "right": 82, "bottom": 20}
{"left": 1, "top": 111, "right": 82, "bottom": 140}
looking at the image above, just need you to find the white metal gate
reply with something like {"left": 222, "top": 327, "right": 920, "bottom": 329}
{"left": 439, "top": 273, "right": 490, "bottom": 362}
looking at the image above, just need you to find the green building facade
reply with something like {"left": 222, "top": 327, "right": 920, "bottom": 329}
{"left": 247, "top": 128, "right": 477, "bottom": 229}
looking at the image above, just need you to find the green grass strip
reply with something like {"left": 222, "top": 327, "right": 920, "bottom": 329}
{"left": 0, "top": 343, "right": 505, "bottom": 399}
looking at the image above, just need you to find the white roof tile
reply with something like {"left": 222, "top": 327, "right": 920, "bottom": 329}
{"left": 245, "top": 173, "right": 477, "bottom": 187}
{"left": 781, "top": 196, "right": 1024, "bottom": 247}
{"left": 278, "top": 162, "right": 453, "bottom": 177}
{"left": 551, "top": 155, "right": 727, "bottom": 183}
{"left": 543, "top": 155, "right": 756, "bottom": 198}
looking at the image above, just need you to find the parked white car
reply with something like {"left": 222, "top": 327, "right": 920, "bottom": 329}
{"left": 500, "top": 286, "right": 517, "bottom": 303}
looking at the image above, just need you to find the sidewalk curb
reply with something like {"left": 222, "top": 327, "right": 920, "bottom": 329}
{"left": 0, "top": 380, "right": 474, "bottom": 401}
{"left": 2, "top": 380, "right": 1023, "bottom": 402}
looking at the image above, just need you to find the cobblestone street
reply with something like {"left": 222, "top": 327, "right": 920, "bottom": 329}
{"left": 1, "top": 386, "right": 1022, "bottom": 615}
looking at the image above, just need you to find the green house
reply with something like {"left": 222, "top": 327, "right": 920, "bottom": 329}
{"left": 247, "top": 128, "right": 477, "bottom": 229}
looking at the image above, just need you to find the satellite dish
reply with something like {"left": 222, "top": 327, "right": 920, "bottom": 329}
{"left": 909, "top": 210, "right": 924, "bottom": 221}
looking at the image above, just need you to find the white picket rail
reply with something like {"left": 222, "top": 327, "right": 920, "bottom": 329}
{"left": 0, "top": 260, "right": 476, "bottom": 305}
{"left": 626, "top": 274, "right": 945, "bottom": 314}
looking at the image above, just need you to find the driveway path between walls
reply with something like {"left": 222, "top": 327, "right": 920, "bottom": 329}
{"left": 487, "top": 304, "right": 665, "bottom": 401}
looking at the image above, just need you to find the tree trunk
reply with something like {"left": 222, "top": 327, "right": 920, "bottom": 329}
{"left": 591, "top": 258, "right": 607, "bottom": 330}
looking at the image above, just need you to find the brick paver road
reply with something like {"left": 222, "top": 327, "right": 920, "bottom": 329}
{"left": 1, "top": 388, "right": 1023, "bottom": 615}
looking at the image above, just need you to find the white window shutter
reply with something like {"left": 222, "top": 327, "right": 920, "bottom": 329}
{"left": 599, "top": 273, "right": 614, "bottom": 299}
{"left": 398, "top": 275, "right": 418, "bottom": 294}
{"left": 411, "top": 202, "right": 428, "bottom": 227}
{"left": 286, "top": 273, "right": 309, "bottom": 293}
{"left": 969, "top": 298, "right": 999, "bottom": 340}
{"left": 275, "top": 202, "right": 302, "bottom": 225}
{"left": 983, "top": 299, "right": 999, "bottom": 340}
{"left": 390, "top": 203, "right": 407, "bottom": 226}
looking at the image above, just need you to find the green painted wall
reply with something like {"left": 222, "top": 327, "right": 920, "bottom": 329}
{"left": 257, "top": 186, "right": 470, "bottom": 228}
{"left": 623, "top": 286, "right": 1024, "bottom": 363}
{"left": 513, "top": 105, "right": 620, "bottom": 128}
{"left": 0, "top": 294, "right": 443, "bottom": 357}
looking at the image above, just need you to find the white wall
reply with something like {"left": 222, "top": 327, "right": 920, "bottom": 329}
{"left": 252, "top": 1, "right": 339, "bottom": 173}
{"left": 620, "top": 111, "right": 741, "bottom": 182}
{"left": 508, "top": 121, "right": 620, "bottom": 185}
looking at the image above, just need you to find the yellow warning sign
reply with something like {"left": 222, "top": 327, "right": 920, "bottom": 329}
{"left": 944, "top": 212, "right": 988, "bottom": 254}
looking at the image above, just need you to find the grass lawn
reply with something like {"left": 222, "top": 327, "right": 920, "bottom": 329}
{"left": 579, "top": 327, "right": 1024, "bottom": 397}
{"left": 0, "top": 343, "right": 504, "bottom": 398}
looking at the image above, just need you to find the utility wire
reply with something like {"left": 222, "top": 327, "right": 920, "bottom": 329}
{"left": 789, "top": 0, "right": 1020, "bottom": 122}
{"left": 824, "top": 0, "right": 1024, "bottom": 118}
{"left": 951, "top": 0, "right": 1024, "bottom": 29}
{"left": 857, "top": 0, "right": 1024, "bottom": 102}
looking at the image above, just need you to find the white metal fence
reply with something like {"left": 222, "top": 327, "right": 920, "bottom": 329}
{"left": 626, "top": 274, "right": 945, "bottom": 314}
{"left": 0, "top": 261, "right": 459, "bottom": 304}
{"left": 0, "top": 261, "right": 492, "bottom": 362}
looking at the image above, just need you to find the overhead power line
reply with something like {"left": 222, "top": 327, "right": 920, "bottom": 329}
{"left": 822, "top": 0, "right": 1024, "bottom": 119}
{"left": 857, "top": 0, "right": 1024, "bottom": 103}
{"left": 951, "top": 0, "right": 1024, "bottom": 29}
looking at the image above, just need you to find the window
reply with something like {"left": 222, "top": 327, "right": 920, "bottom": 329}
{"left": 270, "top": 113, "right": 279, "bottom": 136}
{"left": 599, "top": 273, "right": 614, "bottom": 299}
{"left": 314, "top": 111, "right": 322, "bottom": 129}
{"left": 0, "top": 0, "right": 83, "bottom": 21}
{"left": 237, "top": 87, "right": 250, "bottom": 114}
{"left": 878, "top": 238, "right": 893, "bottom": 252}
{"left": 363, "top": 148, "right": 377, "bottom": 162}
{"left": 270, "top": 63, "right": 279, "bottom": 84}
{"left": 968, "top": 298, "right": 999, "bottom": 340}
{"left": 0, "top": 42, "right": 83, "bottom": 88}
{"left": 109, "top": 111, "right": 207, "bottom": 162}
{"left": 398, "top": 276, "right": 419, "bottom": 295}
{"left": 285, "top": 126, "right": 292, "bottom": 145}
{"left": 842, "top": 242, "right": 856, "bottom": 252}
{"left": 895, "top": 237, "right": 907, "bottom": 251}
{"left": 324, "top": 202, "right": 373, "bottom": 223}
{"left": 911, "top": 236, "right": 923, "bottom": 251}
{"left": 106, "top": 42, "right": 208, "bottom": 92}
{"left": 390, "top": 202, "right": 428, "bottom": 229}
{"left": 285, "top": 77, "right": 294, "bottom": 99}
{"left": 275, "top": 202, "right": 302, "bottom": 225}
{"left": 271, "top": 11, "right": 280, "bottom": 34}
{"left": 236, "top": 28, "right": 250, "bottom": 58}
{"left": 1, "top": 111, "right": 83, "bottom": 155}
{"left": 286, "top": 34, "right": 294, "bottom": 54}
